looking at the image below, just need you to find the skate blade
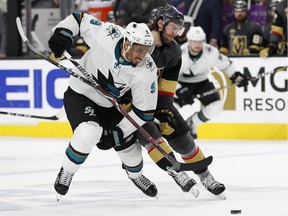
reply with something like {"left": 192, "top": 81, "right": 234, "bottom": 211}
{"left": 216, "top": 191, "right": 226, "bottom": 200}
{"left": 189, "top": 186, "right": 199, "bottom": 198}
{"left": 56, "top": 193, "right": 62, "bottom": 201}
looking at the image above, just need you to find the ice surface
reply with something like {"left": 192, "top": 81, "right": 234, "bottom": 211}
{"left": 0, "top": 137, "right": 287, "bottom": 216}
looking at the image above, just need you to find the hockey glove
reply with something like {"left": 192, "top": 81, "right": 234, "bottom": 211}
{"left": 259, "top": 43, "right": 277, "bottom": 58}
{"left": 97, "top": 127, "right": 124, "bottom": 150}
{"left": 230, "top": 72, "right": 249, "bottom": 87}
{"left": 174, "top": 87, "right": 194, "bottom": 107}
{"left": 48, "top": 28, "right": 73, "bottom": 58}
{"left": 118, "top": 91, "right": 132, "bottom": 112}
{"left": 154, "top": 108, "right": 177, "bottom": 136}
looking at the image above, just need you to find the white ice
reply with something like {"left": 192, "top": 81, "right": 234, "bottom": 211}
{"left": 0, "top": 137, "right": 287, "bottom": 216}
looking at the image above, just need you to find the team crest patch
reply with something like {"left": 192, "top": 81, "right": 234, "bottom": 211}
{"left": 145, "top": 57, "right": 156, "bottom": 71}
{"left": 106, "top": 25, "right": 121, "bottom": 39}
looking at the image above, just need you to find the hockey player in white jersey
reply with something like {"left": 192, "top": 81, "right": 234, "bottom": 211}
{"left": 175, "top": 26, "right": 249, "bottom": 138}
{"left": 48, "top": 12, "right": 158, "bottom": 198}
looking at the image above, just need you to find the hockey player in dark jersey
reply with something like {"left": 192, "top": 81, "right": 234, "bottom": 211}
{"left": 101, "top": 3, "right": 226, "bottom": 197}
{"left": 143, "top": 3, "right": 226, "bottom": 197}
{"left": 260, "top": 0, "right": 287, "bottom": 57}
{"left": 220, "top": 0, "right": 263, "bottom": 55}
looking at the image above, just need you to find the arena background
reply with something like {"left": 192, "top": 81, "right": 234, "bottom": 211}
{"left": 0, "top": 57, "right": 287, "bottom": 140}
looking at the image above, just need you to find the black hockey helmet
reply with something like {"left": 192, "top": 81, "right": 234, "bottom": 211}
{"left": 154, "top": 3, "right": 184, "bottom": 27}
{"left": 233, "top": 0, "right": 248, "bottom": 11}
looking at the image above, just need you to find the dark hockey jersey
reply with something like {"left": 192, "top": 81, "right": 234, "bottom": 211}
{"left": 221, "top": 21, "right": 263, "bottom": 55}
{"left": 151, "top": 40, "right": 182, "bottom": 109}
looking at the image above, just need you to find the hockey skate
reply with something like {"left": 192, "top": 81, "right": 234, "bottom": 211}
{"left": 54, "top": 167, "right": 74, "bottom": 198}
{"left": 201, "top": 172, "right": 226, "bottom": 196}
{"left": 167, "top": 167, "right": 199, "bottom": 198}
{"left": 186, "top": 116, "right": 197, "bottom": 139}
{"left": 129, "top": 174, "right": 158, "bottom": 197}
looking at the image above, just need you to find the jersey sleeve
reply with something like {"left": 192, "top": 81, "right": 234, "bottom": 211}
{"left": 248, "top": 22, "right": 263, "bottom": 53}
{"left": 52, "top": 12, "right": 82, "bottom": 36}
{"left": 212, "top": 47, "right": 236, "bottom": 77}
{"left": 270, "top": 2, "right": 286, "bottom": 45}
{"left": 52, "top": 12, "right": 114, "bottom": 49}
{"left": 157, "top": 42, "right": 182, "bottom": 108}
{"left": 219, "top": 25, "right": 230, "bottom": 54}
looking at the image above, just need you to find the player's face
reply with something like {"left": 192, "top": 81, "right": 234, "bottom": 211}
{"left": 189, "top": 40, "right": 204, "bottom": 55}
{"left": 126, "top": 44, "right": 150, "bottom": 65}
{"left": 161, "top": 22, "right": 183, "bottom": 44}
{"left": 234, "top": 10, "right": 247, "bottom": 23}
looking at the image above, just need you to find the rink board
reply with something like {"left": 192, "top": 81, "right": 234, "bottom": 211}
{"left": 0, "top": 57, "right": 287, "bottom": 140}
{"left": 0, "top": 121, "right": 286, "bottom": 140}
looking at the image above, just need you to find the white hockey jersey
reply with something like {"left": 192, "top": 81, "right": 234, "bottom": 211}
{"left": 52, "top": 13, "right": 158, "bottom": 137}
{"left": 179, "top": 42, "right": 236, "bottom": 83}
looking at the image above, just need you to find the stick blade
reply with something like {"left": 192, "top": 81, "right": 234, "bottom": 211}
{"left": 179, "top": 156, "right": 213, "bottom": 171}
{"left": 16, "top": 17, "right": 28, "bottom": 42}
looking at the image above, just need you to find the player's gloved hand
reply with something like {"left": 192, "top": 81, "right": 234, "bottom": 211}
{"left": 259, "top": 43, "right": 277, "bottom": 58}
{"left": 48, "top": 28, "right": 73, "bottom": 58}
{"left": 154, "top": 108, "right": 177, "bottom": 135}
{"left": 230, "top": 72, "right": 249, "bottom": 87}
{"left": 174, "top": 86, "right": 194, "bottom": 107}
{"left": 97, "top": 127, "right": 124, "bottom": 150}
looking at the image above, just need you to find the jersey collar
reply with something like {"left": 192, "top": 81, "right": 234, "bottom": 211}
{"left": 115, "top": 38, "right": 134, "bottom": 66}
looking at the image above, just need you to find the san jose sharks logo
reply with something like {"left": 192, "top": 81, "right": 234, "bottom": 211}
{"left": 106, "top": 25, "right": 121, "bottom": 39}
{"left": 181, "top": 69, "right": 195, "bottom": 78}
{"left": 94, "top": 69, "right": 128, "bottom": 98}
{"left": 145, "top": 57, "right": 156, "bottom": 71}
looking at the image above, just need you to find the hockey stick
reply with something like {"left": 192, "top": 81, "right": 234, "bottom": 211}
{"left": 16, "top": 17, "right": 212, "bottom": 171}
{"left": 0, "top": 108, "right": 65, "bottom": 120}
{"left": 192, "top": 66, "right": 287, "bottom": 99}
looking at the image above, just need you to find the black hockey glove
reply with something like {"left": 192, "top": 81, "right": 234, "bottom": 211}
{"left": 48, "top": 28, "right": 73, "bottom": 58}
{"left": 154, "top": 108, "right": 177, "bottom": 135}
{"left": 97, "top": 127, "right": 124, "bottom": 150}
{"left": 174, "top": 86, "right": 194, "bottom": 107}
{"left": 259, "top": 43, "right": 278, "bottom": 58}
{"left": 230, "top": 72, "right": 249, "bottom": 87}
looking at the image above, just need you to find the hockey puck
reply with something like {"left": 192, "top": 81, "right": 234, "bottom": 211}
{"left": 231, "top": 210, "right": 241, "bottom": 214}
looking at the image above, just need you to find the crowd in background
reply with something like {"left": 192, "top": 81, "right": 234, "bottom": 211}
{"left": 0, "top": 0, "right": 287, "bottom": 58}
{"left": 111, "top": 0, "right": 287, "bottom": 58}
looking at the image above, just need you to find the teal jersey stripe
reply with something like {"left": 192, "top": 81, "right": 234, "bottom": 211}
{"left": 66, "top": 147, "right": 88, "bottom": 165}
{"left": 122, "top": 161, "right": 143, "bottom": 173}
{"left": 133, "top": 106, "right": 154, "bottom": 121}
{"left": 72, "top": 12, "right": 83, "bottom": 26}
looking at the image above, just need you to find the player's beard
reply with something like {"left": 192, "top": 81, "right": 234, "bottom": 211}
{"left": 235, "top": 15, "right": 247, "bottom": 24}
{"left": 160, "top": 30, "right": 175, "bottom": 44}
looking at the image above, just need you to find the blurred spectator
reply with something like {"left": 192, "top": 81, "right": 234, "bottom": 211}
{"left": 249, "top": 0, "right": 268, "bottom": 26}
{"left": 224, "top": 0, "right": 270, "bottom": 32}
{"left": 167, "top": 0, "right": 186, "bottom": 13}
{"left": 260, "top": 0, "right": 287, "bottom": 57}
{"left": 106, "top": 10, "right": 116, "bottom": 23}
{"left": 154, "top": 0, "right": 168, "bottom": 7}
{"left": 175, "top": 15, "right": 193, "bottom": 45}
{"left": 114, "top": 0, "right": 156, "bottom": 26}
{"left": 220, "top": 0, "right": 263, "bottom": 55}
{"left": 223, "top": 0, "right": 235, "bottom": 27}
{"left": 30, "top": 0, "right": 59, "bottom": 8}
{"left": 262, "top": 0, "right": 279, "bottom": 46}
{"left": 185, "top": 0, "right": 224, "bottom": 48}
{"left": 0, "top": 9, "right": 7, "bottom": 58}
{"left": 0, "top": 0, "right": 6, "bottom": 12}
